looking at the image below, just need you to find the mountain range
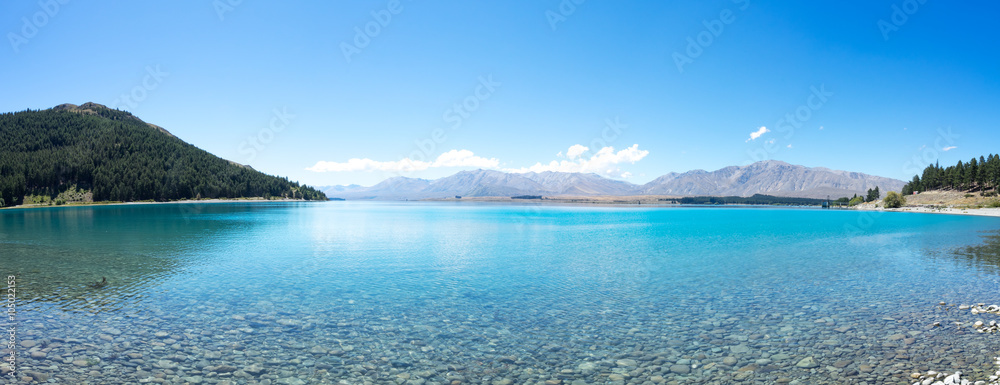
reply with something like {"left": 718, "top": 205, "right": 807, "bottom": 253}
{"left": 321, "top": 161, "right": 905, "bottom": 200}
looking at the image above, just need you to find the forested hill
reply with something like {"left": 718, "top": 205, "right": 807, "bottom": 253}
{"left": 0, "top": 102, "right": 326, "bottom": 207}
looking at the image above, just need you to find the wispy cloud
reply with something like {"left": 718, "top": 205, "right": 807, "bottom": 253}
{"left": 746, "top": 126, "right": 769, "bottom": 142}
{"left": 504, "top": 144, "right": 649, "bottom": 178}
{"left": 942, "top": 146, "right": 958, "bottom": 152}
{"left": 306, "top": 149, "right": 498, "bottom": 172}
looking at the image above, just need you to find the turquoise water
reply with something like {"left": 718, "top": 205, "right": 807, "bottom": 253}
{"left": 3, "top": 202, "right": 1000, "bottom": 384}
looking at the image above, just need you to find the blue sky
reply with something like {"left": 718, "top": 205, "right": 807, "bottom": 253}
{"left": 2, "top": 1, "right": 998, "bottom": 187}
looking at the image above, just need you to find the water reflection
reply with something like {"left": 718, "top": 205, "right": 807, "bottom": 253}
{"left": 0, "top": 203, "right": 264, "bottom": 312}
{"left": 949, "top": 230, "right": 1000, "bottom": 275}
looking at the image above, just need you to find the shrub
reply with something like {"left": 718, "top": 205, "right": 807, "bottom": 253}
{"left": 848, "top": 197, "right": 864, "bottom": 206}
{"left": 883, "top": 191, "right": 906, "bottom": 209}
{"left": 965, "top": 194, "right": 975, "bottom": 198}
{"left": 988, "top": 199, "right": 1000, "bottom": 208}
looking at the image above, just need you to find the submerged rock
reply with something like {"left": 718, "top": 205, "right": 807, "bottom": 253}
{"left": 796, "top": 357, "right": 819, "bottom": 369}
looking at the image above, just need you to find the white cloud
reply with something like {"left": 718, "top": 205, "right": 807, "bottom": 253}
{"left": 746, "top": 126, "right": 769, "bottom": 142}
{"left": 943, "top": 146, "right": 958, "bottom": 152}
{"left": 307, "top": 145, "right": 647, "bottom": 179}
{"left": 504, "top": 144, "right": 649, "bottom": 178}
{"left": 431, "top": 149, "right": 499, "bottom": 168}
{"left": 566, "top": 144, "right": 589, "bottom": 160}
{"left": 786, "top": 144, "right": 793, "bottom": 149}
{"left": 819, "top": 126, "right": 825, "bottom": 130}
{"left": 306, "top": 150, "right": 498, "bottom": 172}
{"left": 766, "top": 138, "right": 776, "bottom": 144}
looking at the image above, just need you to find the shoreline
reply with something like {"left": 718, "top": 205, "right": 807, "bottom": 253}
{"left": 7, "top": 194, "right": 1000, "bottom": 219}
{"left": 0, "top": 197, "right": 321, "bottom": 210}
{"left": 851, "top": 205, "right": 1000, "bottom": 218}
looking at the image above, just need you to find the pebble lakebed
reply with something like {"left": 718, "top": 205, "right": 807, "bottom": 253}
{"left": 5, "top": 291, "right": 1000, "bottom": 385}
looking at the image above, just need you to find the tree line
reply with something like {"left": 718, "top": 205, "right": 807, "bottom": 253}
{"left": 902, "top": 154, "right": 1000, "bottom": 195}
{"left": 677, "top": 194, "right": 834, "bottom": 206}
{"left": 0, "top": 106, "right": 326, "bottom": 207}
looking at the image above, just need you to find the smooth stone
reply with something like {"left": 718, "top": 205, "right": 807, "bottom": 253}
{"left": 616, "top": 359, "right": 637, "bottom": 367}
{"left": 29, "top": 351, "right": 46, "bottom": 359}
{"left": 796, "top": 357, "right": 819, "bottom": 369}
{"left": 72, "top": 360, "right": 89, "bottom": 367}
{"left": 669, "top": 364, "right": 690, "bottom": 374}
{"left": 730, "top": 344, "right": 751, "bottom": 354}
{"left": 723, "top": 357, "right": 738, "bottom": 366}
{"left": 27, "top": 371, "right": 49, "bottom": 382}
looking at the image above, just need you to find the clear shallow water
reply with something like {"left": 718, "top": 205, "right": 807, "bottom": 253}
{"left": 3, "top": 202, "right": 1000, "bottom": 384}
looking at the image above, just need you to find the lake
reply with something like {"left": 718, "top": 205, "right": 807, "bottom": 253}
{"left": 3, "top": 201, "right": 1000, "bottom": 384}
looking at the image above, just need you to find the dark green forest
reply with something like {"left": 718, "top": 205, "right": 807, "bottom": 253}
{"left": 676, "top": 194, "right": 835, "bottom": 206}
{"left": 0, "top": 103, "right": 326, "bottom": 207}
{"left": 902, "top": 154, "right": 1000, "bottom": 195}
